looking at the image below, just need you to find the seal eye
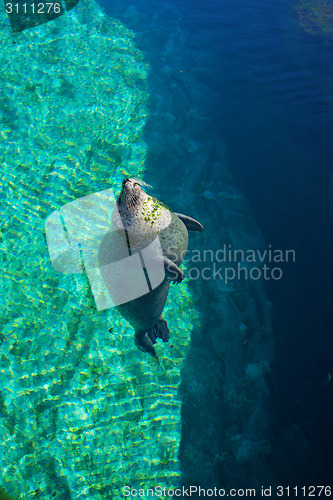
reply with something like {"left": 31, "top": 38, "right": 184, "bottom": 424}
{"left": 134, "top": 183, "right": 140, "bottom": 188}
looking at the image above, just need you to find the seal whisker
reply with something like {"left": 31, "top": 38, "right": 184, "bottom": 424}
{"left": 128, "top": 193, "right": 139, "bottom": 209}
{"left": 131, "top": 177, "right": 153, "bottom": 190}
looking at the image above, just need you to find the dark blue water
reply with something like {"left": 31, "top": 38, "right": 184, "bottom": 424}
{"left": 102, "top": 0, "right": 333, "bottom": 487}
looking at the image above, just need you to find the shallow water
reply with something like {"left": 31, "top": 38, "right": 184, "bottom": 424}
{"left": 1, "top": 0, "right": 332, "bottom": 497}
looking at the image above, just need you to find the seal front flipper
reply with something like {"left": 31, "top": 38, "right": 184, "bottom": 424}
{"left": 163, "top": 257, "right": 185, "bottom": 283}
{"left": 135, "top": 318, "right": 170, "bottom": 358}
{"left": 174, "top": 213, "right": 204, "bottom": 232}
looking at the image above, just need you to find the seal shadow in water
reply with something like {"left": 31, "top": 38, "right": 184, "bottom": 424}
{"left": 0, "top": 486, "right": 18, "bottom": 500}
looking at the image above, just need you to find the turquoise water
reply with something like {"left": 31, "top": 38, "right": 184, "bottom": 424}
{"left": 1, "top": 0, "right": 333, "bottom": 497}
{"left": 0, "top": 2, "right": 197, "bottom": 497}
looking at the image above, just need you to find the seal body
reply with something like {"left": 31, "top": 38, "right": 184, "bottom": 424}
{"left": 98, "top": 178, "right": 203, "bottom": 357}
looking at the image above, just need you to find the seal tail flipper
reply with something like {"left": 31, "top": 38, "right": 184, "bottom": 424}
{"left": 135, "top": 331, "right": 158, "bottom": 358}
{"left": 135, "top": 318, "right": 170, "bottom": 358}
{"left": 155, "top": 317, "right": 170, "bottom": 342}
{"left": 174, "top": 213, "right": 204, "bottom": 232}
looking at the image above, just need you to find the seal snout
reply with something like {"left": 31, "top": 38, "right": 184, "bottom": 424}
{"left": 119, "top": 178, "right": 147, "bottom": 210}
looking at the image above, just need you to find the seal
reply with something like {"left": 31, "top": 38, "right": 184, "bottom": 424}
{"left": 98, "top": 178, "right": 204, "bottom": 358}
